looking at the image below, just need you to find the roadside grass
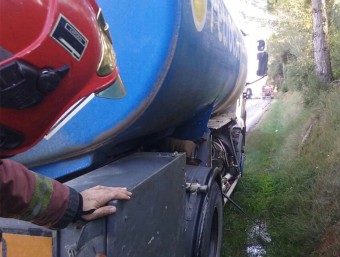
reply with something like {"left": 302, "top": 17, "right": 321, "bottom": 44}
{"left": 221, "top": 86, "right": 340, "bottom": 257}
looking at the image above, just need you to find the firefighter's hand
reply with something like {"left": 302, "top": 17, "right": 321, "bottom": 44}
{"left": 80, "top": 186, "right": 132, "bottom": 221}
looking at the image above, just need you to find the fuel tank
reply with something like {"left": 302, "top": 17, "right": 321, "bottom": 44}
{"left": 13, "top": 0, "right": 247, "bottom": 178}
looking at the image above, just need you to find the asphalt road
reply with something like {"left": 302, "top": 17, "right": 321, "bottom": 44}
{"left": 246, "top": 97, "right": 272, "bottom": 132}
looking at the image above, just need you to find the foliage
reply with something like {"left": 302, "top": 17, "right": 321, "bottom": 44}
{"left": 328, "top": 0, "right": 340, "bottom": 30}
{"left": 329, "top": 27, "right": 340, "bottom": 79}
{"left": 302, "top": 72, "right": 327, "bottom": 105}
{"left": 327, "top": 0, "right": 340, "bottom": 79}
{"left": 221, "top": 88, "right": 340, "bottom": 256}
{"left": 267, "top": 0, "right": 314, "bottom": 91}
{"left": 267, "top": 0, "right": 340, "bottom": 92}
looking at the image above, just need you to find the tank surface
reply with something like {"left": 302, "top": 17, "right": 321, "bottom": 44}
{"left": 13, "top": 0, "right": 247, "bottom": 178}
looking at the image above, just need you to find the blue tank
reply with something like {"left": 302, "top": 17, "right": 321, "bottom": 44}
{"left": 13, "top": 0, "right": 247, "bottom": 178}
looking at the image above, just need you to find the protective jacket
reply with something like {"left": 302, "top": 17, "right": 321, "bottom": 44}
{"left": 0, "top": 159, "right": 80, "bottom": 229}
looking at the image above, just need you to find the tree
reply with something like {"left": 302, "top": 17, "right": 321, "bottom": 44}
{"left": 266, "top": 0, "right": 314, "bottom": 91}
{"left": 311, "top": 0, "right": 333, "bottom": 82}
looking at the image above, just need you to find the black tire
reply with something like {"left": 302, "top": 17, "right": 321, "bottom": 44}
{"left": 194, "top": 181, "right": 223, "bottom": 257}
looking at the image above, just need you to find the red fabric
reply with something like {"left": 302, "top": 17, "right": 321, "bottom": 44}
{"left": 0, "top": 159, "right": 70, "bottom": 227}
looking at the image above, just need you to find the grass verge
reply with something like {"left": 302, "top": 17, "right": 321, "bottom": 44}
{"left": 221, "top": 86, "right": 340, "bottom": 257}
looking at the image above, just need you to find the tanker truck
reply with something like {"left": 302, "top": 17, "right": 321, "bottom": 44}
{"left": 0, "top": 0, "right": 267, "bottom": 256}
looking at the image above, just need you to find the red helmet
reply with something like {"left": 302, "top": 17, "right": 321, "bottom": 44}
{"left": 0, "top": 0, "right": 125, "bottom": 157}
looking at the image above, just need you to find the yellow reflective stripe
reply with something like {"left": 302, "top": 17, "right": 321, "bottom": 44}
{"left": 16, "top": 174, "right": 53, "bottom": 221}
{"left": 3, "top": 233, "right": 52, "bottom": 257}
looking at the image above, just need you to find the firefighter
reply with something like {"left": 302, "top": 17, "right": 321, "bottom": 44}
{"left": 0, "top": 159, "right": 131, "bottom": 229}
{"left": 0, "top": 0, "right": 131, "bottom": 229}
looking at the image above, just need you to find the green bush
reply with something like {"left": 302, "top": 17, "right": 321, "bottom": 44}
{"left": 302, "top": 73, "right": 326, "bottom": 106}
{"left": 329, "top": 28, "right": 340, "bottom": 79}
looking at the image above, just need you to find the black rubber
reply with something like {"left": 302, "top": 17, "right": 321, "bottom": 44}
{"left": 194, "top": 181, "right": 223, "bottom": 257}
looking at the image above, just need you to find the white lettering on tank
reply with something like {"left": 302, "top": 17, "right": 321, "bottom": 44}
{"left": 209, "top": 0, "right": 240, "bottom": 60}
{"left": 190, "top": 0, "right": 241, "bottom": 60}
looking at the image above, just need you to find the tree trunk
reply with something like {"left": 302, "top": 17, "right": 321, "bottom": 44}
{"left": 311, "top": 0, "right": 333, "bottom": 83}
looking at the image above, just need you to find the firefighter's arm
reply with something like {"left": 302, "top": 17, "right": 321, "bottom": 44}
{"left": 0, "top": 159, "right": 131, "bottom": 229}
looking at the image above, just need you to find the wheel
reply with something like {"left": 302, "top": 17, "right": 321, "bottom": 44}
{"left": 194, "top": 181, "right": 223, "bottom": 257}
